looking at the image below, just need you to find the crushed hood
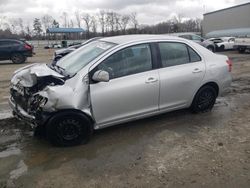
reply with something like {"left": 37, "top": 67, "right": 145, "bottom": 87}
{"left": 11, "top": 63, "right": 64, "bottom": 87}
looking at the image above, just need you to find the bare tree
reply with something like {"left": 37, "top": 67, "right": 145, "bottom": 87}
{"left": 114, "top": 13, "right": 121, "bottom": 33}
{"left": 75, "top": 10, "right": 81, "bottom": 28}
{"left": 82, "top": 13, "right": 91, "bottom": 38}
{"left": 130, "top": 12, "right": 138, "bottom": 32}
{"left": 41, "top": 14, "right": 53, "bottom": 31}
{"left": 120, "top": 15, "right": 130, "bottom": 34}
{"left": 61, "top": 12, "right": 68, "bottom": 28}
{"left": 0, "top": 16, "right": 6, "bottom": 29}
{"left": 18, "top": 18, "right": 25, "bottom": 36}
{"left": 98, "top": 10, "right": 106, "bottom": 36}
{"left": 90, "top": 15, "right": 97, "bottom": 36}
{"left": 69, "top": 19, "right": 74, "bottom": 28}
{"left": 25, "top": 21, "right": 32, "bottom": 36}
{"left": 9, "top": 18, "right": 19, "bottom": 34}
{"left": 106, "top": 11, "right": 116, "bottom": 35}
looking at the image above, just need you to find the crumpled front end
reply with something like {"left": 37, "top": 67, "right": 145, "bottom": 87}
{"left": 9, "top": 63, "right": 90, "bottom": 128}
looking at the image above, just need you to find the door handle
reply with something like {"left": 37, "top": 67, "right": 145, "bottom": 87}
{"left": 192, "top": 68, "right": 202, "bottom": 73}
{"left": 145, "top": 77, "right": 158, "bottom": 84}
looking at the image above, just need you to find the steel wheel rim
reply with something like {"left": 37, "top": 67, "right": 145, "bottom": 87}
{"left": 197, "top": 89, "right": 214, "bottom": 110}
{"left": 57, "top": 119, "right": 81, "bottom": 141}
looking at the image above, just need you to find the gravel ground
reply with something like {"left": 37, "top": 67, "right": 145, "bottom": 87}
{"left": 0, "top": 48, "right": 249, "bottom": 188}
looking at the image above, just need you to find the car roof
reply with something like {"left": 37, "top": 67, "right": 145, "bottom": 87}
{"left": 99, "top": 34, "right": 181, "bottom": 45}
{"left": 168, "top": 33, "right": 199, "bottom": 37}
{"left": 0, "top": 39, "right": 22, "bottom": 43}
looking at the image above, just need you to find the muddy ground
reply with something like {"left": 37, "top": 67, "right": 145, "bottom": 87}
{"left": 0, "top": 49, "right": 249, "bottom": 188}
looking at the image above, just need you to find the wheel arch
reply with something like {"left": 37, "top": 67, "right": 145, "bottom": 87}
{"left": 198, "top": 81, "right": 219, "bottom": 97}
{"left": 42, "top": 109, "right": 95, "bottom": 128}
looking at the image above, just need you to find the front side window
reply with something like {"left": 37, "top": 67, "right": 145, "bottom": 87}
{"left": 159, "top": 42, "right": 201, "bottom": 68}
{"left": 97, "top": 44, "right": 152, "bottom": 79}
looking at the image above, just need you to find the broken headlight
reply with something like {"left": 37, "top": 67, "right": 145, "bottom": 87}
{"left": 28, "top": 94, "right": 48, "bottom": 112}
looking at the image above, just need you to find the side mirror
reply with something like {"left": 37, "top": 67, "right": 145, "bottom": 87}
{"left": 92, "top": 70, "right": 110, "bottom": 82}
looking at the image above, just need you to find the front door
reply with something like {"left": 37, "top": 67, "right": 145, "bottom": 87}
{"left": 0, "top": 41, "right": 11, "bottom": 60}
{"left": 90, "top": 44, "right": 160, "bottom": 125}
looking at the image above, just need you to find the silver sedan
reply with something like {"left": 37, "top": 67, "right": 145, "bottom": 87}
{"left": 9, "top": 35, "right": 232, "bottom": 146}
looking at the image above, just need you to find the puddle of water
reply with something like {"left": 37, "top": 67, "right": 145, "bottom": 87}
{"left": 6, "top": 160, "right": 28, "bottom": 187}
{"left": 0, "top": 110, "right": 12, "bottom": 120}
{"left": 0, "top": 143, "right": 21, "bottom": 158}
{"left": 9, "top": 160, "right": 28, "bottom": 180}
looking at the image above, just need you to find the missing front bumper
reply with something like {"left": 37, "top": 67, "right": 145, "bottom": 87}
{"left": 9, "top": 97, "right": 37, "bottom": 128}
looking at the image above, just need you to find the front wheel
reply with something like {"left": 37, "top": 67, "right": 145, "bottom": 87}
{"left": 46, "top": 111, "right": 93, "bottom": 146}
{"left": 191, "top": 85, "right": 217, "bottom": 113}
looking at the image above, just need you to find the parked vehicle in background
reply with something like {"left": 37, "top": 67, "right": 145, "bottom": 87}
{"left": 44, "top": 43, "right": 62, "bottom": 49}
{"left": 234, "top": 36, "right": 250, "bottom": 53}
{"left": 174, "top": 33, "right": 216, "bottom": 52}
{"left": 0, "top": 39, "right": 34, "bottom": 64}
{"left": 53, "top": 37, "right": 102, "bottom": 63}
{"left": 208, "top": 37, "right": 235, "bottom": 51}
{"left": 207, "top": 38, "right": 224, "bottom": 44}
{"left": 9, "top": 35, "right": 232, "bottom": 146}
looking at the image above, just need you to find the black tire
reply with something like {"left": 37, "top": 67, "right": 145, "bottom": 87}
{"left": 220, "top": 45, "right": 225, "bottom": 51}
{"left": 11, "top": 53, "right": 26, "bottom": 64}
{"left": 191, "top": 85, "right": 217, "bottom": 113}
{"left": 238, "top": 48, "right": 246, "bottom": 54}
{"left": 46, "top": 111, "right": 93, "bottom": 146}
{"left": 207, "top": 46, "right": 215, "bottom": 52}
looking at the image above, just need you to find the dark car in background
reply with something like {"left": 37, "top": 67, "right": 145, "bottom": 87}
{"left": 0, "top": 39, "right": 34, "bottom": 64}
{"left": 53, "top": 37, "right": 101, "bottom": 63}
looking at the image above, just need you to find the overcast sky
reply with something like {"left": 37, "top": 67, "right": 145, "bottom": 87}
{"left": 0, "top": 0, "right": 249, "bottom": 27}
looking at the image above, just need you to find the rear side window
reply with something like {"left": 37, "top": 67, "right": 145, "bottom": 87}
{"left": 179, "top": 35, "right": 191, "bottom": 40}
{"left": 97, "top": 44, "right": 152, "bottom": 79}
{"left": 159, "top": 43, "right": 189, "bottom": 67}
{"left": 159, "top": 42, "right": 201, "bottom": 68}
{"left": 0, "top": 41, "right": 19, "bottom": 46}
{"left": 191, "top": 35, "right": 202, "bottom": 41}
{"left": 0, "top": 41, "right": 11, "bottom": 46}
{"left": 188, "top": 47, "right": 201, "bottom": 62}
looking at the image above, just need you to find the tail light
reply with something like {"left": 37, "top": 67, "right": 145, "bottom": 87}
{"left": 24, "top": 44, "right": 32, "bottom": 50}
{"left": 226, "top": 59, "right": 232, "bottom": 72}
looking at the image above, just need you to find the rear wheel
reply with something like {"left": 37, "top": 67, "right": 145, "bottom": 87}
{"left": 11, "top": 53, "right": 26, "bottom": 64}
{"left": 191, "top": 85, "right": 217, "bottom": 113}
{"left": 207, "top": 46, "right": 215, "bottom": 52}
{"left": 238, "top": 48, "right": 246, "bottom": 53}
{"left": 46, "top": 111, "right": 93, "bottom": 146}
{"left": 220, "top": 45, "right": 225, "bottom": 51}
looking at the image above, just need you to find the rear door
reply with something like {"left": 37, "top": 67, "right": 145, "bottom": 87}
{"left": 157, "top": 42, "right": 205, "bottom": 110}
{"left": 89, "top": 43, "right": 160, "bottom": 125}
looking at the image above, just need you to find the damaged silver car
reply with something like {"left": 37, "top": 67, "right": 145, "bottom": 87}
{"left": 9, "top": 35, "right": 232, "bottom": 146}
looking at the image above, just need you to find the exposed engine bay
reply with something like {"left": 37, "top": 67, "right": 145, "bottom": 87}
{"left": 10, "top": 75, "right": 65, "bottom": 115}
{"left": 9, "top": 63, "right": 91, "bottom": 128}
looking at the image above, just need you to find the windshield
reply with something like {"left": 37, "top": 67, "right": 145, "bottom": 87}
{"left": 56, "top": 40, "right": 116, "bottom": 74}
